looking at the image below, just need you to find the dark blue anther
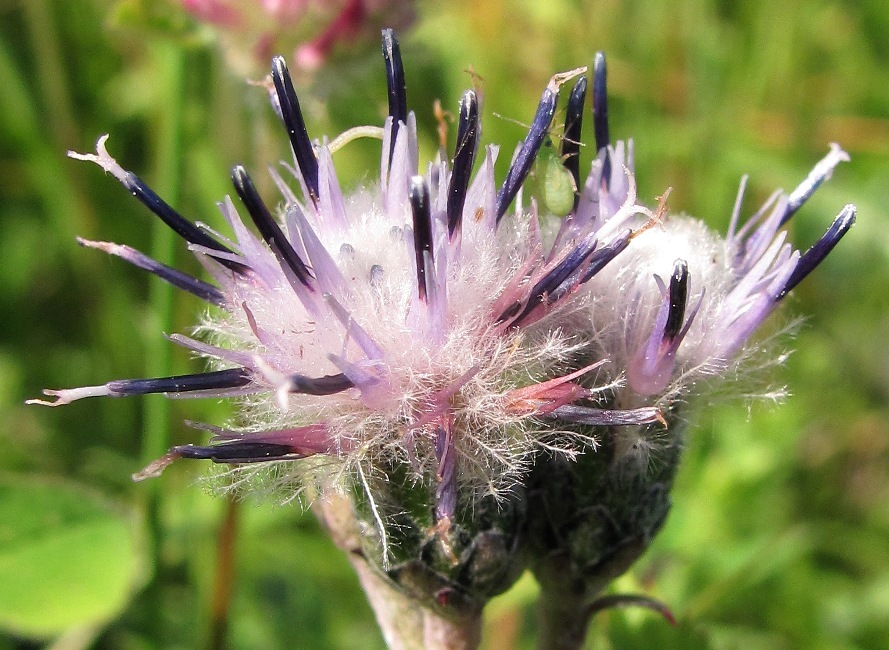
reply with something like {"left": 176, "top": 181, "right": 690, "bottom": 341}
{"left": 111, "top": 170, "right": 246, "bottom": 274}
{"left": 271, "top": 55, "right": 319, "bottom": 202}
{"left": 593, "top": 51, "right": 611, "bottom": 185}
{"left": 779, "top": 204, "right": 855, "bottom": 298}
{"left": 231, "top": 165, "right": 315, "bottom": 290}
{"left": 106, "top": 368, "right": 252, "bottom": 396}
{"left": 447, "top": 89, "right": 480, "bottom": 238}
{"left": 286, "top": 372, "right": 354, "bottom": 396}
{"left": 665, "top": 260, "right": 689, "bottom": 341}
{"left": 549, "top": 404, "right": 661, "bottom": 426}
{"left": 77, "top": 238, "right": 226, "bottom": 306}
{"left": 382, "top": 29, "right": 407, "bottom": 166}
{"left": 504, "top": 233, "right": 600, "bottom": 325}
{"left": 410, "top": 176, "right": 432, "bottom": 301}
{"left": 561, "top": 75, "right": 587, "bottom": 204}
{"left": 174, "top": 441, "right": 296, "bottom": 463}
{"left": 578, "top": 230, "right": 631, "bottom": 284}
{"left": 495, "top": 83, "right": 560, "bottom": 222}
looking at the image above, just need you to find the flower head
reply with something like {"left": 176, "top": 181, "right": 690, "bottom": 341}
{"left": 31, "top": 31, "right": 854, "bottom": 614}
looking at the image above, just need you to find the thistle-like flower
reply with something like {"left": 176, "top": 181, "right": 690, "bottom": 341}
{"left": 31, "top": 30, "right": 854, "bottom": 645}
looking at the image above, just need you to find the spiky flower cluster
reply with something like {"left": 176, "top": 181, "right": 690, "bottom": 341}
{"left": 31, "top": 30, "right": 853, "bottom": 615}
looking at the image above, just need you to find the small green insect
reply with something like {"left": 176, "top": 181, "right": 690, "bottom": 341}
{"left": 535, "top": 137, "right": 578, "bottom": 217}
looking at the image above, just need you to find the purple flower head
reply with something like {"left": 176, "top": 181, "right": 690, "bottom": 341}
{"left": 594, "top": 143, "right": 854, "bottom": 403}
{"left": 30, "top": 33, "right": 853, "bottom": 590}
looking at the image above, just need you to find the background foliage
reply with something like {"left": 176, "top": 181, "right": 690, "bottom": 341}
{"left": 1, "top": 0, "right": 887, "bottom": 648}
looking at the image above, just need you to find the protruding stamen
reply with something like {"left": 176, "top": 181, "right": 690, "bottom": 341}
{"left": 495, "top": 67, "right": 586, "bottom": 222}
{"left": 231, "top": 165, "right": 314, "bottom": 290}
{"left": 382, "top": 29, "right": 407, "bottom": 165}
{"left": 447, "top": 89, "right": 480, "bottom": 238}
{"left": 285, "top": 372, "right": 354, "bottom": 396}
{"left": 502, "top": 230, "right": 632, "bottom": 327}
{"left": 779, "top": 203, "right": 856, "bottom": 297}
{"left": 628, "top": 260, "right": 701, "bottom": 397}
{"left": 77, "top": 238, "right": 226, "bottom": 306}
{"left": 410, "top": 175, "right": 432, "bottom": 301}
{"left": 578, "top": 230, "right": 632, "bottom": 283}
{"left": 506, "top": 362, "right": 606, "bottom": 416}
{"left": 549, "top": 404, "right": 663, "bottom": 426}
{"left": 271, "top": 56, "right": 319, "bottom": 201}
{"left": 592, "top": 51, "right": 611, "bottom": 184}
{"left": 665, "top": 260, "right": 689, "bottom": 341}
{"left": 69, "top": 136, "right": 244, "bottom": 274}
{"left": 511, "top": 233, "right": 599, "bottom": 323}
{"left": 175, "top": 441, "right": 297, "bottom": 462}
{"left": 133, "top": 423, "right": 340, "bottom": 480}
{"left": 28, "top": 368, "right": 253, "bottom": 406}
{"left": 561, "top": 75, "right": 587, "bottom": 201}
{"left": 133, "top": 442, "right": 297, "bottom": 481}
{"left": 108, "top": 368, "right": 252, "bottom": 396}
{"left": 434, "top": 424, "right": 457, "bottom": 523}
{"left": 782, "top": 143, "right": 850, "bottom": 225}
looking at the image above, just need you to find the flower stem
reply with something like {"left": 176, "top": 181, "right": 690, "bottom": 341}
{"left": 208, "top": 497, "right": 239, "bottom": 650}
{"left": 22, "top": 0, "right": 77, "bottom": 151}
{"left": 534, "top": 590, "right": 593, "bottom": 650}
{"left": 532, "top": 555, "right": 607, "bottom": 650}
{"left": 20, "top": 0, "right": 96, "bottom": 239}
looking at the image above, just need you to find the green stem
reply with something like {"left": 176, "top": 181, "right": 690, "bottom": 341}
{"left": 20, "top": 0, "right": 97, "bottom": 238}
{"left": 21, "top": 0, "right": 78, "bottom": 154}
{"left": 535, "top": 592, "right": 593, "bottom": 650}
{"left": 208, "top": 497, "right": 240, "bottom": 650}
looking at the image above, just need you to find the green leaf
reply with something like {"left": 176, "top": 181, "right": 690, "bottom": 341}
{"left": 0, "top": 475, "right": 147, "bottom": 639}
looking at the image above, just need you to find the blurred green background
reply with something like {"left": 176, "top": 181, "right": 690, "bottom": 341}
{"left": 1, "top": 0, "right": 887, "bottom": 648}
